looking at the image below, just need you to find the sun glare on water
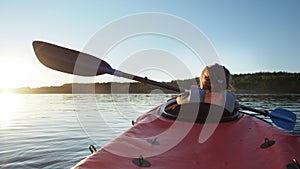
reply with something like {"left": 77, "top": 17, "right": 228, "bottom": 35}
{"left": 0, "top": 91, "right": 21, "bottom": 128}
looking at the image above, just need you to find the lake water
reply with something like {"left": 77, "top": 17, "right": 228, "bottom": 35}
{"left": 0, "top": 94, "right": 299, "bottom": 169}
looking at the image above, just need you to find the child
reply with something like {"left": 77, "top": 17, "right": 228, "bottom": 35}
{"left": 176, "top": 64, "right": 239, "bottom": 113}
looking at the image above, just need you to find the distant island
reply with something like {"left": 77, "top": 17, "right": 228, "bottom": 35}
{"left": 4, "top": 72, "right": 300, "bottom": 94}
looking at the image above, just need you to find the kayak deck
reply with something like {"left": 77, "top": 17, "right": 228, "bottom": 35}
{"left": 72, "top": 101, "right": 300, "bottom": 169}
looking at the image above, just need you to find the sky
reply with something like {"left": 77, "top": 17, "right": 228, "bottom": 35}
{"left": 0, "top": 0, "right": 300, "bottom": 88}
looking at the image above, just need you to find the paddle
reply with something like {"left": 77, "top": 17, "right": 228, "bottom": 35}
{"left": 32, "top": 41, "right": 184, "bottom": 93}
{"left": 32, "top": 40, "right": 297, "bottom": 131}
{"left": 240, "top": 105, "right": 296, "bottom": 131}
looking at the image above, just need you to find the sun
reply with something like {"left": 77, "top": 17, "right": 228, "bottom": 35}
{"left": 1, "top": 88, "right": 14, "bottom": 94}
{"left": 0, "top": 62, "right": 17, "bottom": 88}
{"left": 0, "top": 61, "right": 31, "bottom": 89}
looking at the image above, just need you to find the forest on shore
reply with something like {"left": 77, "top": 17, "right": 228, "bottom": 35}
{"left": 7, "top": 72, "right": 300, "bottom": 94}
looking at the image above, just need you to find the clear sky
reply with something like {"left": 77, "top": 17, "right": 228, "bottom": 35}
{"left": 0, "top": 0, "right": 299, "bottom": 88}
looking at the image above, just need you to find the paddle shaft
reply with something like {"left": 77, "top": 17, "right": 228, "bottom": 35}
{"left": 240, "top": 105, "right": 269, "bottom": 116}
{"left": 111, "top": 69, "right": 182, "bottom": 92}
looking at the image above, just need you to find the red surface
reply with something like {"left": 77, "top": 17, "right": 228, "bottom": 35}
{"left": 72, "top": 106, "right": 300, "bottom": 169}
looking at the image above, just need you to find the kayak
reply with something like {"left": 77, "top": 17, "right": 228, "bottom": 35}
{"left": 72, "top": 99, "right": 300, "bottom": 169}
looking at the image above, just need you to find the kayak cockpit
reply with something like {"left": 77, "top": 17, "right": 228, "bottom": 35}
{"left": 160, "top": 99, "right": 240, "bottom": 123}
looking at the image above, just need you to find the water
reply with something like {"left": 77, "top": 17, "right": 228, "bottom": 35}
{"left": 0, "top": 94, "right": 299, "bottom": 169}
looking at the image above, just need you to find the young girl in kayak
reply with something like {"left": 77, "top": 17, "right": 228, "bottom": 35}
{"left": 176, "top": 64, "right": 239, "bottom": 113}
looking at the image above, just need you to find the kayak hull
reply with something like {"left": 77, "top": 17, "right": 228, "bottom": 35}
{"left": 72, "top": 102, "right": 300, "bottom": 169}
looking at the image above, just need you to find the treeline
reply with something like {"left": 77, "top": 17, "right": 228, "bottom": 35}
{"left": 8, "top": 72, "right": 300, "bottom": 94}
{"left": 170, "top": 72, "right": 300, "bottom": 93}
{"left": 10, "top": 82, "right": 179, "bottom": 94}
{"left": 232, "top": 72, "right": 300, "bottom": 93}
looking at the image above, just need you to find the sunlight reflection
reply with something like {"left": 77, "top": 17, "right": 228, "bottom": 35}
{"left": 0, "top": 91, "right": 21, "bottom": 128}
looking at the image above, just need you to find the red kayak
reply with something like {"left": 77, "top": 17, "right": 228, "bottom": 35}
{"left": 72, "top": 99, "right": 300, "bottom": 169}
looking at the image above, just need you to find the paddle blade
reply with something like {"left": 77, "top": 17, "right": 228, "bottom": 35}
{"left": 269, "top": 108, "right": 296, "bottom": 131}
{"left": 33, "top": 41, "right": 112, "bottom": 76}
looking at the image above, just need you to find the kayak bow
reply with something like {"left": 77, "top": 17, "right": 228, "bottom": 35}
{"left": 72, "top": 99, "right": 300, "bottom": 169}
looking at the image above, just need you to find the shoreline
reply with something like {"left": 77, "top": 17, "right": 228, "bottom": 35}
{"left": 2, "top": 72, "right": 300, "bottom": 94}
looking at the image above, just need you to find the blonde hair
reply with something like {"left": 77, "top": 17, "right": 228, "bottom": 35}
{"left": 200, "top": 64, "right": 232, "bottom": 92}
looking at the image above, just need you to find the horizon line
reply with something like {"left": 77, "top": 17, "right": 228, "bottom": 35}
{"left": 1, "top": 71, "right": 299, "bottom": 91}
